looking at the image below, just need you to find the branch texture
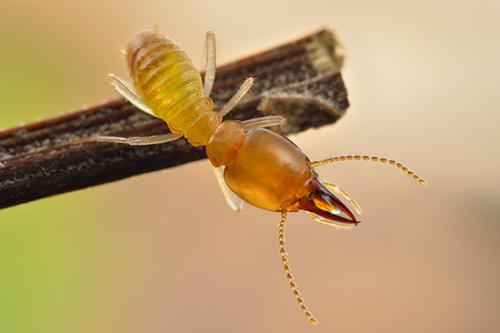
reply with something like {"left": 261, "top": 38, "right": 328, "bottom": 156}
{"left": 0, "top": 29, "right": 349, "bottom": 209}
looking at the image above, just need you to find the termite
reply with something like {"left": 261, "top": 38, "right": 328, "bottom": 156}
{"left": 87, "top": 29, "right": 427, "bottom": 326}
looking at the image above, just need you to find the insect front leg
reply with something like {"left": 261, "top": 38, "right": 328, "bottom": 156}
{"left": 108, "top": 74, "right": 158, "bottom": 118}
{"left": 213, "top": 166, "right": 244, "bottom": 211}
{"left": 242, "top": 115, "right": 286, "bottom": 131}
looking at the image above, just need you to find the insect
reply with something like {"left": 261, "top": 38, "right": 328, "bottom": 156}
{"left": 89, "top": 29, "right": 427, "bottom": 326}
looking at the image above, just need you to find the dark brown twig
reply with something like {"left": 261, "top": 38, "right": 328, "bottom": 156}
{"left": 0, "top": 29, "right": 349, "bottom": 209}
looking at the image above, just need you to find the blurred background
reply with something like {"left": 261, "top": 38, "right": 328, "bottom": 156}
{"left": 0, "top": 1, "right": 499, "bottom": 332}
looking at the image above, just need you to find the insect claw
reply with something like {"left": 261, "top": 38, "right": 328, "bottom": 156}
{"left": 299, "top": 179, "right": 359, "bottom": 226}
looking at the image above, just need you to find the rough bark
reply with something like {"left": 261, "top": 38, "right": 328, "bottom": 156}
{"left": 0, "top": 29, "right": 349, "bottom": 209}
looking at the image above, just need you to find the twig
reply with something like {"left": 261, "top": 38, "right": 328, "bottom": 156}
{"left": 0, "top": 29, "right": 349, "bottom": 209}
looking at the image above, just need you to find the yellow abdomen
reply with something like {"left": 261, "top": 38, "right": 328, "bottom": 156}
{"left": 126, "top": 31, "right": 219, "bottom": 146}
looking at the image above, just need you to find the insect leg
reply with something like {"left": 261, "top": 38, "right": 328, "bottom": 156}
{"left": 108, "top": 74, "right": 158, "bottom": 118}
{"left": 89, "top": 132, "right": 182, "bottom": 146}
{"left": 242, "top": 115, "right": 286, "bottom": 131}
{"left": 311, "top": 155, "right": 427, "bottom": 187}
{"left": 219, "top": 77, "right": 254, "bottom": 117}
{"left": 213, "top": 166, "right": 244, "bottom": 211}
{"left": 278, "top": 212, "right": 318, "bottom": 326}
{"left": 203, "top": 31, "right": 217, "bottom": 97}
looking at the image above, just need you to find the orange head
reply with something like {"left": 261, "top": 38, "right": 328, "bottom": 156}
{"left": 209, "top": 123, "right": 425, "bottom": 326}
{"left": 215, "top": 126, "right": 359, "bottom": 228}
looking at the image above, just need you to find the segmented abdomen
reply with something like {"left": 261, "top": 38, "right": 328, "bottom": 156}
{"left": 126, "top": 31, "right": 205, "bottom": 135}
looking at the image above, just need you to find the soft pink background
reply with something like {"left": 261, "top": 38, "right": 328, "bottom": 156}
{"left": 0, "top": 1, "right": 499, "bottom": 332}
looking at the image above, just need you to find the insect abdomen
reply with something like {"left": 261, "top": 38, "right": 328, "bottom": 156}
{"left": 126, "top": 31, "right": 214, "bottom": 142}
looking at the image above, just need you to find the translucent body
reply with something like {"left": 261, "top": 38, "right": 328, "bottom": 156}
{"left": 223, "top": 128, "right": 313, "bottom": 212}
{"left": 126, "top": 31, "right": 219, "bottom": 146}
{"left": 102, "top": 29, "right": 427, "bottom": 327}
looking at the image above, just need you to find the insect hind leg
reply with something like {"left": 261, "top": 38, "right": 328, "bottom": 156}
{"left": 85, "top": 133, "right": 182, "bottom": 146}
{"left": 108, "top": 74, "right": 158, "bottom": 118}
{"left": 202, "top": 31, "right": 217, "bottom": 97}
